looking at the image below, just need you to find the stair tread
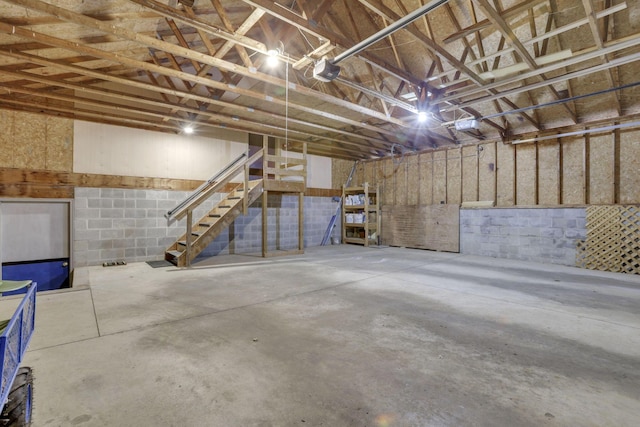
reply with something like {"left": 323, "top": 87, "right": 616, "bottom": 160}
{"left": 168, "top": 178, "right": 264, "bottom": 263}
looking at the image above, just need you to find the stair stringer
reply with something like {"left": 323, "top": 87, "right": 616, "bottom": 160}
{"left": 165, "top": 179, "right": 263, "bottom": 267}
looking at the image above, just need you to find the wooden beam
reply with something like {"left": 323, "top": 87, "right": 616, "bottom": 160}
{"left": 0, "top": 47, "right": 405, "bottom": 150}
{"left": 4, "top": 0, "right": 409, "bottom": 129}
{"left": 443, "top": 0, "right": 548, "bottom": 44}
{"left": 581, "top": 0, "right": 622, "bottom": 116}
{"left": 241, "top": 0, "right": 428, "bottom": 87}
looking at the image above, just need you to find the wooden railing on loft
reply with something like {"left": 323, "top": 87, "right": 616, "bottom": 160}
{"left": 262, "top": 139, "right": 307, "bottom": 193}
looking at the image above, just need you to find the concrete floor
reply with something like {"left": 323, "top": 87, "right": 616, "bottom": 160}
{"left": 6, "top": 245, "right": 640, "bottom": 426}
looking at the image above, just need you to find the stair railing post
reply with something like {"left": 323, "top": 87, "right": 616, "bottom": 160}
{"left": 186, "top": 209, "right": 193, "bottom": 267}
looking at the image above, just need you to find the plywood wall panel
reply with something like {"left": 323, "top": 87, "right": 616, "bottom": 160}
{"left": 381, "top": 157, "right": 394, "bottom": 206}
{"left": 395, "top": 160, "right": 408, "bottom": 205}
{"left": 407, "top": 154, "right": 419, "bottom": 205}
{"left": 461, "top": 145, "right": 478, "bottom": 202}
{"left": 364, "top": 161, "right": 377, "bottom": 187}
{"left": 446, "top": 148, "right": 462, "bottom": 204}
{"left": 619, "top": 128, "right": 640, "bottom": 204}
{"left": 516, "top": 144, "right": 537, "bottom": 205}
{"left": 14, "top": 114, "right": 46, "bottom": 170}
{"left": 0, "top": 110, "right": 14, "bottom": 167}
{"left": 381, "top": 204, "right": 459, "bottom": 252}
{"left": 433, "top": 150, "right": 447, "bottom": 204}
{"left": 45, "top": 116, "right": 73, "bottom": 172}
{"left": 537, "top": 142, "right": 560, "bottom": 205}
{"left": 331, "top": 159, "right": 353, "bottom": 188}
{"left": 562, "top": 137, "right": 585, "bottom": 204}
{"left": 334, "top": 130, "right": 635, "bottom": 210}
{"left": 589, "top": 134, "right": 615, "bottom": 204}
{"left": 419, "top": 152, "right": 433, "bottom": 205}
{"left": 496, "top": 142, "right": 515, "bottom": 206}
{"left": 478, "top": 142, "right": 496, "bottom": 203}
{"left": 355, "top": 161, "right": 367, "bottom": 187}
{"left": 0, "top": 111, "right": 78, "bottom": 172}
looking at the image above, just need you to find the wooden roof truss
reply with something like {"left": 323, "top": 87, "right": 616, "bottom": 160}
{"left": 0, "top": 0, "right": 638, "bottom": 159}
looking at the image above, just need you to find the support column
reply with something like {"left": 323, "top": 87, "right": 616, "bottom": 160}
{"left": 298, "top": 192, "right": 304, "bottom": 251}
{"left": 262, "top": 189, "right": 268, "bottom": 257}
{"left": 186, "top": 210, "right": 192, "bottom": 267}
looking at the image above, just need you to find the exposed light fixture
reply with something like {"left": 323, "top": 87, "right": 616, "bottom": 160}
{"left": 183, "top": 125, "right": 194, "bottom": 134}
{"left": 417, "top": 111, "right": 428, "bottom": 122}
{"left": 266, "top": 49, "right": 280, "bottom": 67}
{"left": 401, "top": 92, "right": 418, "bottom": 101}
{"left": 454, "top": 118, "right": 480, "bottom": 131}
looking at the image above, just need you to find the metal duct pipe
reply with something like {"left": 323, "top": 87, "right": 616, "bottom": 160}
{"left": 332, "top": 0, "right": 450, "bottom": 64}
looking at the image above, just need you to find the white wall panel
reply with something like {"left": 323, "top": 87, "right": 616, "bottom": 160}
{"left": 74, "top": 121, "right": 247, "bottom": 180}
{"left": 74, "top": 121, "right": 332, "bottom": 187}
{"left": 307, "top": 154, "right": 331, "bottom": 189}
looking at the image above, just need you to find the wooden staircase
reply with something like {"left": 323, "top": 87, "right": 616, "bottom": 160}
{"left": 165, "top": 179, "right": 263, "bottom": 267}
{"left": 164, "top": 137, "right": 308, "bottom": 267}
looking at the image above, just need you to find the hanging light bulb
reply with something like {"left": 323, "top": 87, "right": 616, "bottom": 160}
{"left": 183, "top": 125, "right": 194, "bottom": 134}
{"left": 417, "top": 111, "right": 428, "bottom": 122}
{"left": 266, "top": 49, "right": 279, "bottom": 67}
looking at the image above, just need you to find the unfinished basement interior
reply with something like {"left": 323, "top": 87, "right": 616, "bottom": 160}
{"left": 0, "top": 0, "right": 639, "bottom": 425}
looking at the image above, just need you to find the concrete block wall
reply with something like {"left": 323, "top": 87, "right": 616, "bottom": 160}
{"left": 460, "top": 207, "right": 587, "bottom": 266}
{"left": 74, "top": 188, "right": 340, "bottom": 267}
{"left": 197, "top": 194, "right": 341, "bottom": 258}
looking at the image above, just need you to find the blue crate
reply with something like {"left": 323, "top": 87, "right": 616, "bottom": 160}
{"left": 0, "top": 282, "right": 36, "bottom": 409}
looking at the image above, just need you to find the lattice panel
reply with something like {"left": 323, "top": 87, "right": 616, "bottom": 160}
{"left": 620, "top": 206, "right": 640, "bottom": 274}
{"left": 576, "top": 206, "right": 640, "bottom": 275}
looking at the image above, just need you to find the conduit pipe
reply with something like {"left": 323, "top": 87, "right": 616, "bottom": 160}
{"left": 314, "top": 0, "right": 449, "bottom": 81}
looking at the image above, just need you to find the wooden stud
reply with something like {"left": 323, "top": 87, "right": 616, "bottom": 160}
{"left": 558, "top": 139, "right": 564, "bottom": 205}
{"left": 584, "top": 132, "right": 591, "bottom": 204}
{"left": 614, "top": 125, "right": 621, "bottom": 204}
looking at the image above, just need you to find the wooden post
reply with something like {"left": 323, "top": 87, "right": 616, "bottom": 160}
{"left": 614, "top": 125, "right": 620, "bottom": 204}
{"left": 584, "top": 133, "right": 590, "bottom": 204}
{"left": 186, "top": 209, "right": 192, "bottom": 267}
{"left": 558, "top": 139, "right": 564, "bottom": 205}
{"left": 276, "top": 195, "right": 281, "bottom": 251}
{"left": 243, "top": 162, "right": 249, "bottom": 215}
{"left": 534, "top": 142, "right": 539, "bottom": 205}
{"left": 298, "top": 191, "right": 304, "bottom": 251}
{"left": 229, "top": 222, "right": 235, "bottom": 255}
{"left": 262, "top": 189, "right": 268, "bottom": 257}
{"left": 513, "top": 144, "right": 518, "bottom": 206}
{"left": 263, "top": 135, "right": 269, "bottom": 180}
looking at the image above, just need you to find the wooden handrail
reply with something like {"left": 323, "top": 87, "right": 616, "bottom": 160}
{"left": 166, "top": 149, "right": 264, "bottom": 222}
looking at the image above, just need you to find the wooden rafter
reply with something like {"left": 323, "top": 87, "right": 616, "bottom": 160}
{"left": 0, "top": 0, "right": 637, "bottom": 159}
